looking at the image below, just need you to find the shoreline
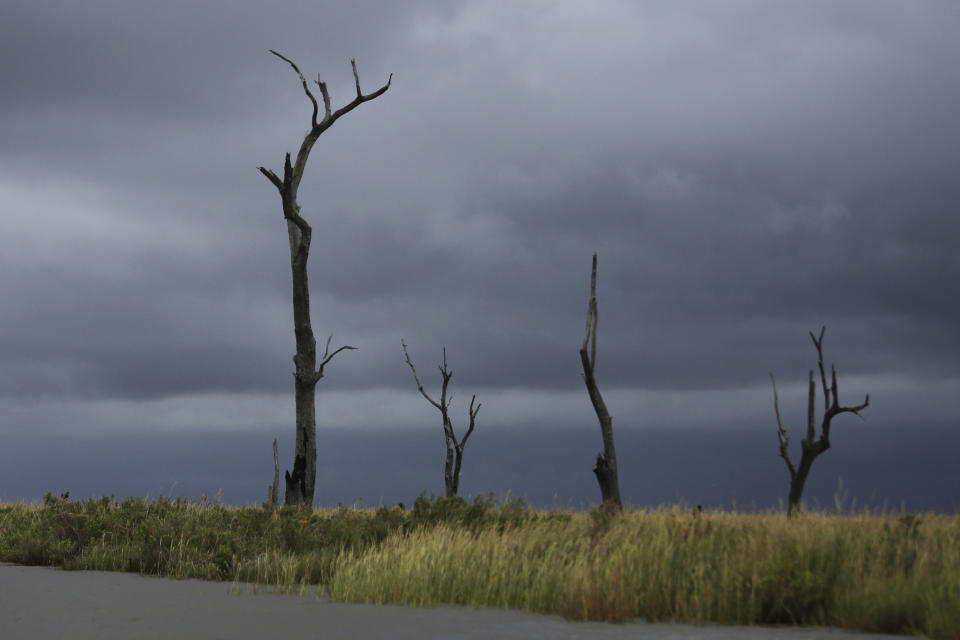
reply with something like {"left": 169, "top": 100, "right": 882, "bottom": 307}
{"left": 0, "top": 563, "right": 907, "bottom": 640}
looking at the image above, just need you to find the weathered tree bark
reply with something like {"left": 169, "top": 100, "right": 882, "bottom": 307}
{"left": 401, "top": 340, "right": 480, "bottom": 497}
{"left": 770, "top": 326, "right": 870, "bottom": 517}
{"left": 579, "top": 253, "right": 622, "bottom": 510}
{"left": 267, "top": 438, "right": 280, "bottom": 507}
{"left": 259, "top": 51, "right": 390, "bottom": 505}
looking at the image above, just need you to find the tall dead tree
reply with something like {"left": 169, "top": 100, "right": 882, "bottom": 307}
{"left": 580, "top": 253, "right": 622, "bottom": 509}
{"left": 770, "top": 326, "right": 870, "bottom": 516}
{"left": 401, "top": 340, "right": 480, "bottom": 497}
{"left": 259, "top": 51, "right": 391, "bottom": 505}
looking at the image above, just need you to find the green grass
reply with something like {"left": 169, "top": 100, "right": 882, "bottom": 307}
{"left": 1, "top": 493, "right": 957, "bottom": 638}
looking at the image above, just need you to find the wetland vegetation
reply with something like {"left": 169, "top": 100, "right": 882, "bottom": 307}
{"left": 1, "top": 493, "right": 957, "bottom": 639}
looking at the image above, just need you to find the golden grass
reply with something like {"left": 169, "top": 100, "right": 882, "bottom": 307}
{"left": 328, "top": 507, "right": 960, "bottom": 638}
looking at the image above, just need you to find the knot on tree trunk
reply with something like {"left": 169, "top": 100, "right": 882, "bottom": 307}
{"left": 593, "top": 453, "right": 620, "bottom": 505}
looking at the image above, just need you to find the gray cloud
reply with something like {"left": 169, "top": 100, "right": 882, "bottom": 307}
{"left": 2, "top": 1, "right": 958, "bottom": 507}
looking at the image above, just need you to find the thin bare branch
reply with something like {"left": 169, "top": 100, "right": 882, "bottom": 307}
{"left": 590, "top": 300, "right": 598, "bottom": 372}
{"left": 582, "top": 253, "right": 599, "bottom": 372}
{"left": 810, "top": 326, "right": 830, "bottom": 410}
{"left": 269, "top": 49, "right": 319, "bottom": 128}
{"left": 459, "top": 394, "right": 481, "bottom": 449}
{"left": 351, "top": 59, "right": 363, "bottom": 98}
{"left": 850, "top": 395, "right": 871, "bottom": 417}
{"left": 258, "top": 166, "right": 282, "bottom": 190}
{"left": 317, "top": 347, "right": 357, "bottom": 376}
{"left": 830, "top": 365, "right": 839, "bottom": 409}
{"left": 438, "top": 347, "right": 452, "bottom": 415}
{"left": 315, "top": 76, "right": 332, "bottom": 120}
{"left": 770, "top": 373, "right": 798, "bottom": 479}
{"left": 401, "top": 339, "right": 442, "bottom": 410}
{"left": 591, "top": 254, "right": 598, "bottom": 370}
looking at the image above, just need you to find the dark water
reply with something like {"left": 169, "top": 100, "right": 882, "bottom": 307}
{"left": 0, "top": 564, "right": 904, "bottom": 640}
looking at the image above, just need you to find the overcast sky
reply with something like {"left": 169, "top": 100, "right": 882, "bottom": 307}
{"left": 2, "top": 1, "right": 958, "bottom": 510}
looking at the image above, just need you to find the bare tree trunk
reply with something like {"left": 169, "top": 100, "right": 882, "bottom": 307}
{"left": 580, "top": 253, "right": 622, "bottom": 509}
{"left": 401, "top": 340, "right": 480, "bottom": 497}
{"left": 259, "top": 51, "right": 390, "bottom": 505}
{"left": 267, "top": 438, "right": 280, "bottom": 507}
{"left": 770, "top": 327, "right": 870, "bottom": 517}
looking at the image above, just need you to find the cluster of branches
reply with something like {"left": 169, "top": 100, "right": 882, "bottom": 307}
{"left": 258, "top": 51, "right": 871, "bottom": 516}
{"left": 401, "top": 340, "right": 480, "bottom": 498}
{"left": 770, "top": 327, "right": 870, "bottom": 516}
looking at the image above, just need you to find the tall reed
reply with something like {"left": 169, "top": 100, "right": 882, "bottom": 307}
{"left": 328, "top": 507, "right": 960, "bottom": 639}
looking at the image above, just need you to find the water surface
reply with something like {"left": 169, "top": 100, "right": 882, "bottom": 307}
{"left": 0, "top": 564, "right": 904, "bottom": 640}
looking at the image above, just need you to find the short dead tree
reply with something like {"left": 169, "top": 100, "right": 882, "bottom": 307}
{"left": 266, "top": 438, "right": 280, "bottom": 508}
{"left": 770, "top": 326, "right": 870, "bottom": 517}
{"left": 579, "top": 253, "right": 622, "bottom": 510}
{"left": 401, "top": 339, "right": 480, "bottom": 498}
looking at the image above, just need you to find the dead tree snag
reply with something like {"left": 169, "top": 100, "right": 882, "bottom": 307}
{"left": 770, "top": 326, "right": 870, "bottom": 516}
{"left": 259, "top": 51, "right": 390, "bottom": 505}
{"left": 580, "top": 253, "right": 622, "bottom": 509}
{"left": 401, "top": 340, "right": 480, "bottom": 497}
{"left": 267, "top": 438, "right": 280, "bottom": 507}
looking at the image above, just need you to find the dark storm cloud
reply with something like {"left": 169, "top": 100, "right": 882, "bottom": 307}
{"left": 0, "top": 0, "right": 409, "bottom": 118}
{"left": 1, "top": 1, "right": 959, "bottom": 506}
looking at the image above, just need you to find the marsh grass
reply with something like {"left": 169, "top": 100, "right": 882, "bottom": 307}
{"left": 328, "top": 506, "right": 960, "bottom": 638}
{"left": 1, "top": 493, "right": 957, "bottom": 639}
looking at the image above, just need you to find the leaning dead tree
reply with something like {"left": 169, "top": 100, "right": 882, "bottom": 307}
{"left": 259, "top": 51, "right": 391, "bottom": 505}
{"left": 580, "top": 253, "right": 622, "bottom": 509}
{"left": 401, "top": 339, "right": 480, "bottom": 497}
{"left": 770, "top": 326, "right": 870, "bottom": 516}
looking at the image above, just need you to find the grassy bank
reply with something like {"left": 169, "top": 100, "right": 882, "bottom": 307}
{"left": 1, "top": 494, "right": 957, "bottom": 639}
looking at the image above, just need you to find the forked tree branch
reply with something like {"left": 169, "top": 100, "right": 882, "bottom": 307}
{"left": 258, "top": 52, "right": 392, "bottom": 202}
{"left": 331, "top": 59, "right": 392, "bottom": 124}
{"left": 316, "top": 334, "right": 357, "bottom": 381}
{"left": 810, "top": 327, "right": 870, "bottom": 441}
